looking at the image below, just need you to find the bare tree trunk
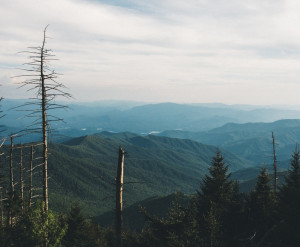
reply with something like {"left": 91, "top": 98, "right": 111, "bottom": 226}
{"left": 0, "top": 189, "right": 3, "bottom": 227}
{"left": 9, "top": 135, "right": 14, "bottom": 194}
{"left": 8, "top": 135, "right": 14, "bottom": 226}
{"left": 272, "top": 132, "right": 277, "bottom": 193}
{"left": 16, "top": 26, "right": 71, "bottom": 213}
{"left": 40, "top": 29, "right": 48, "bottom": 212}
{"left": 29, "top": 145, "right": 33, "bottom": 208}
{"left": 116, "top": 146, "right": 125, "bottom": 247}
{"left": 19, "top": 143, "right": 24, "bottom": 214}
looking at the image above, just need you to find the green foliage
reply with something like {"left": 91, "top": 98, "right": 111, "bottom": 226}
{"left": 201, "top": 202, "right": 221, "bottom": 247}
{"left": 5, "top": 191, "right": 22, "bottom": 221}
{"left": 10, "top": 201, "right": 67, "bottom": 247}
{"left": 197, "top": 151, "right": 239, "bottom": 216}
{"left": 196, "top": 151, "right": 242, "bottom": 247}
{"left": 245, "top": 167, "right": 278, "bottom": 244}
{"left": 277, "top": 146, "right": 300, "bottom": 246}
{"left": 46, "top": 133, "right": 246, "bottom": 217}
{"left": 135, "top": 195, "right": 189, "bottom": 247}
{"left": 160, "top": 119, "right": 300, "bottom": 163}
{"left": 62, "top": 203, "right": 101, "bottom": 247}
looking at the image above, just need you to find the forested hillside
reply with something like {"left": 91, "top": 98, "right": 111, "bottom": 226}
{"left": 45, "top": 132, "right": 250, "bottom": 215}
{"left": 2, "top": 144, "right": 300, "bottom": 246}
{"left": 159, "top": 119, "right": 300, "bottom": 163}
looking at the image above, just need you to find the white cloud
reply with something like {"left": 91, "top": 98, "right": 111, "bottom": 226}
{"left": 1, "top": 0, "right": 300, "bottom": 104}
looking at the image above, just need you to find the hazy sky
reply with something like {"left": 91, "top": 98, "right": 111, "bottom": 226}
{"left": 1, "top": 0, "right": 300, "bottom": 104}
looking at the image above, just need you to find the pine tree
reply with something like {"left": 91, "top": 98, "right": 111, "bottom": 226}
{"left": 196, "top": 151, "right": 241, "bottom": 247}
{"left": 278, "top": 145, "right": 300, "bottom": 246}
{"left": 62, "top": 203, "right": 96, "bottom": 247}
{"left": 246, "top": 167, "right": 277, "bottom": 244}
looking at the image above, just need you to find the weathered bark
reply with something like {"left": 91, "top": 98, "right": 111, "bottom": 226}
{"left": 8, "top": 135, "right": 14, "bottom": 226}
{"left": 0, "top": 189, "right": 3, "bottom": 227}
{"left": 19, "top": 143, "right": 24, "bottom": 213}
{"left": 29, "top": 145, "right": 33, "bottom": 208}
{"left": 9, "top": 135, "right": 14, "bottom": 194}
{"left": 116, "top": 146, "right": 125, "bottom": 247}
{"left": 272, "top": 132, "right": 277, "bottom": 193}
{"left": 16, "top": 26, "right": 71, "bottom": 213}
{"left": 40, "top": 28, "right": 48, "bottom": 212}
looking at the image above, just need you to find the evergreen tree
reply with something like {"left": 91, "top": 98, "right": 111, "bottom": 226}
{"left": 201, "top": 201, "right": 221, "bottom": 247}
{"left": 196, "top": 151, "right": 241, "bottom": 247}
{"left": 62, "top": 203, "right": 100, "bottom": 247}
{"left": 278, "top": 146, "right": 300, "bottom": 246}
{"left": 246, "top": 167, "right": 277, "bottom": 245}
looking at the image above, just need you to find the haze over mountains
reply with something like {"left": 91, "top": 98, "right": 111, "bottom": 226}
{"left": 2, "top": 99, "right": 300, "bottom": 219}
{"left": 2, "top": 99, "right": 300, "bottom": 165}
{"left": 2, "top": 99, "right": 300, "bottom": 137}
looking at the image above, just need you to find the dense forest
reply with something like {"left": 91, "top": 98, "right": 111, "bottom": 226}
{"left": 0, "top": 146, "right": 300, "bottom": 247}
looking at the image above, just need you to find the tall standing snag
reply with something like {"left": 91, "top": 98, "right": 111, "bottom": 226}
{"left": 116, "top": 146, "right": 125, "bottom": 247}
{"left": 8, "top": 135, "right": 14, "bottom": 226}
{"left": 272, "top": 132, "right": 278, "bottom": 193}
{"left": 15, "top": 26, "right": 71, "bottom": 211}
{"left": 19, "top": 143, "right": 24, "bottom": 213}
{"left": 29, "top": 145, "right": 33, "bottom": 208}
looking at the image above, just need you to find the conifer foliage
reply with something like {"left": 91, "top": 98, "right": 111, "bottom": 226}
{"left": 196, "top": 151, "right": 240, "bottom": 247}
{"left": 246, "top": 167, "right": 278, "bottom": 245}
{"left": 278, "top": 145, "right": 300, "bottom": 246}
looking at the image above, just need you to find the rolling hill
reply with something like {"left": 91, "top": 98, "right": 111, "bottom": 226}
{"left": 158, "top": 119, "right": 300, "bottom": 164}
{"left": 0, "top": 132, "right": 251, "bottom": 218}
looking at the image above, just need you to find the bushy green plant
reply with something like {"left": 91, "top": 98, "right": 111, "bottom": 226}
{"left": 12, "top": 201, "right": 67, "bottom": 247}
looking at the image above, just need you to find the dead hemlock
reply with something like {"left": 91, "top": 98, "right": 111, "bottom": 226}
{"left": 14, "top": 26, "right": 71, "bottom": 211}
{"left": 116, "top": 146, "right": 124, "bottom": 247}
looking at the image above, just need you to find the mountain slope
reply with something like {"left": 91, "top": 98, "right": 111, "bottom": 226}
{"left": 159, "top": 119, "right": 300, "bottom": 163}
{"left": 45, "top": 132, "right": 250, "bottom": 216}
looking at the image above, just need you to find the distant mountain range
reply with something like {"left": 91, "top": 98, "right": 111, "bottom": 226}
{"left": 158, "top": 119, "right": 300, "bottom": 164}
{"left": 2, "top": 100, "right": 300, "bottom": 141}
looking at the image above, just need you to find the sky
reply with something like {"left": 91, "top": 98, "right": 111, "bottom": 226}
{"left": 1, "top": 0, "right": 300, "bottom": 105}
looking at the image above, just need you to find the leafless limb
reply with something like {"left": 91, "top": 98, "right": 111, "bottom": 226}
{"left": 15, "top": 25, "right": 72, "bottom": 211}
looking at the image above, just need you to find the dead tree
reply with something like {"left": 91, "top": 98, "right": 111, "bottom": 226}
{"left": 0, "top": 94, "right": 5, "bottom": 154}
{"left": 19, "top": 143, "right": 24, "bottom": 213}
{"left": 15, "top": 26, "right": 71, "bottom": 211}
{"left": 116, "top": 146, "right": 125, "bottom": 247}
{"left": 272, "top": 132, "right": 277, "bottom": 193}
{"left": 0, "top": 188, "right": 3, "bottom": 226}
{"left": 8, "top": 135, "right": 14, "bottom": 226}
{"left": 29, "top": 145, "right": 33, "bottom": 208}
{"left": 0, "top": 91, "right": 5, "bottom": 226}
{"left": 0, "top": 93, "right": 5, "bottom": 136}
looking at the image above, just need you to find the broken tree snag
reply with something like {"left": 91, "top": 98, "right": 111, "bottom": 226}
{"left": 116, "top": 146, "right": 125, "bottom": 247}
{"left": 9, "top": 135, "right": 14, "bottom": 194}
{"left": 0, "top": 189, "right": 3, "bottom": 227}
{"left": 19, "top": 143, "right": 24, "bottom": 213}
{"left": 40, "top": 27, "right": 49, "bottom": 212}
{"left": 8, "top": 135, "right": 14, "bottom": 226}
{"left": 29, "top": 145, "right": 33, "bottom": 208}
{"left": 272, "top": 132, "right": 277, "bottom": 193}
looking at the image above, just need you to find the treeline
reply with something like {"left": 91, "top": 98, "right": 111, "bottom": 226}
{"left": 0, "top": 149, "right": 300, "bottom": 246}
